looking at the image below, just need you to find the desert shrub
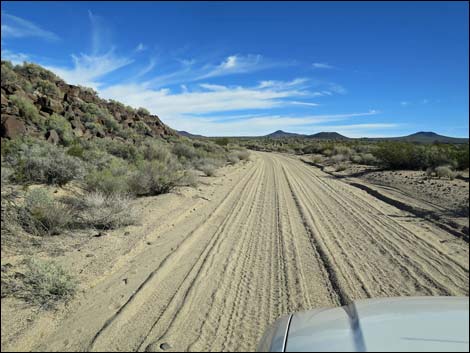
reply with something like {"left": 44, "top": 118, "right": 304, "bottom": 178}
{"left": 454, "top": 146, "right": 469, "bottom": 170}
{"left": 17, "top": 259, "right": 77, "bottom": 309}
{"left": 47, "top": 114, "right": 74, "bottom": 145}
{"left": 128, "top": 159, "right": 184, "bottom": 196}
{"left": 35, "top": 79, "right": 61, "bottom": 98}
{"left": 9, "top": 141, "right": 85, "bottom": 185}
{"left": 1, "top": 61, "right": 18, "bottom": 85}
{"left": 311, "top": 155, "right": 322, "bottom": 164}
{"left": 1, "top": 165, "right": 13, "bottom": 186}
{"left": 374, "top": 142, "right": 427, "bottom": 170}
{"left": 332, "top": 154, "right": 347, "bottom": 163}
{"left": 215, "top": 137, "right": 229, "bottom": 146}
{"left": 137, "top": 107, "right": 150, "bottom": 115}
{"left": 231, "top": 149, "right": 250, "bottom": 161}
{"left": 19, "top": 188, "right": 73, "bottom": 236}
{"left": 133, "top": 121, "right": 151, "bottom": 134}
{"left": 102, "top": 113, "right": 120, "bottom": 132}
{"left": 333, "top": 146, "right": 352, "bottom": 156}
{"left": 66, "top": 143, "right": 85, "bottom": 159}
{"left": 360, "top": 153, "right": 377, "bottom": 165}
{"left": 84, "top": 159, "right": 131, "bottom": 195}
{"left": 66, "top": 192, "right": 136, "bottom": 230}
{"left": 15, "top": 62, "right": 59, "bottom": 82}
{"left": 227, "top": 154, "right": 239, "bottom": 164}
{"left": 323, "top": 149, "right": 333, "bottom": 157}
{"left": 198, "top": 161, "right": 217, "bottom": 176}
{"left": 140, "top": 140, "right": 172, "bottom": 162}
{"left": 350, "top": 154, "right": 363, "bottom": 164}
{"left": 84, "top": 122, "right": 105, "bottom": 136}
{"left": 435, "top": 166, "right": 456, "bottom": 180}
{"left": 173, "top": 142, "right": 198, "bottom": 160}
{"left": 334, "top": 163, "right": 348, "bottom": 172}
{"left": 425, "top": 167, "right": 436, "bottom": 178}
{"left": 81, "top": 102, "right": 109, "bottom": 123}
{"left": 9, "top": 94, "right": 40, "bottom": 124}
{"left": 93, "top": 138, "right": 141, "bottom": 162}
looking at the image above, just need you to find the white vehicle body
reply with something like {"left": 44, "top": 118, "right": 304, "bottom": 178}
{"left": 257, "top": 296, "right": 469, "bottom": 352}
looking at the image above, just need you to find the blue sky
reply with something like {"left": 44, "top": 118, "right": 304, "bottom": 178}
{"left": 1, "top": 1, "right": 468, "bottom": 137}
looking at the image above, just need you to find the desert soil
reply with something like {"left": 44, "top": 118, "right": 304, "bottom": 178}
{"left": 2, "top": 152, "right": 469, "bottom": 352}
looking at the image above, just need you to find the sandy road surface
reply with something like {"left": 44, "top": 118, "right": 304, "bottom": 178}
{"left": 4, "top": 152, "right": 468, "bottom": 352}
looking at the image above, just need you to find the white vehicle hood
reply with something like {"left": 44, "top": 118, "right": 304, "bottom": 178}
{"left": 285, "top": 296, "right": 469, "bottom": 352}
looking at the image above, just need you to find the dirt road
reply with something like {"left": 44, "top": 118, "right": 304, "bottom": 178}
{"left": 5, "top": 152, "right": 469, "bottom": 352}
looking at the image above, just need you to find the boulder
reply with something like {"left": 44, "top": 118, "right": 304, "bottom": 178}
{"left": 46, "top": 130, "right": 60, "bottom": 144}
{"left": 1, "top": 94, "right": 8, "bottom": 107}
{"left": 2, "top": 105, "right": 20, "bottom": 116}
{"left": 38, "top": 96, "right": 64, "bottom": 114}
{"left": 70, "top": 116, "right": 84, "bottom": 130}
{"left": 1, "top": 116, "right": 26, "bottom": 139}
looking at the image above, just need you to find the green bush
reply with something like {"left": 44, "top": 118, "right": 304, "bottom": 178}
{"left": 19, "top": 188, "right": 73, "bottom": 236}
{"left": 374, "top": 143, "right": 426, "bottom": 170}
{"left": 128, "top": 159, "right": 184, "bottom": 196}
{"left": 18, "top": 259, "right": 77, "bottom": 309}
{"left": 47, "top": 114, "right": 74, "bottom": 145}
{"left": 137, "top": 107, "right": 150, "bottom": 115}
{"left": 215, "top": 137, "right": 229, "bottom": 146}
{"left": 66, "top": 191, "right": 136, "bottom": 230}
{"left": 140, "top": 139, "right": 172, "bottom": 162}
{"left": 84, "top": 160, "right": 131, "bottom": 195}
{"left": 9, "top": 141, "right": 85, "bottom": 185}
{"left": 435, "top": 166, "right": 456, "bottom": 180}
{"left": 173, "top": 142, "right": 198, "bottom": 160}
{"left": 35, "top": 79, "right": 61, "bottom": 98}
{"left": 1, "top": 61, "right": 18, "bottom": 85}
{"left": 14, "top": 62, "right": 59, "bottom": 82}
{"left": 9, "top": 95, "right": 41, "bottom": 124}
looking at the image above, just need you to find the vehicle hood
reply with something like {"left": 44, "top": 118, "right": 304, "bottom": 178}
{"left": 286, "top": 296, "right": 469, "bottom": 352}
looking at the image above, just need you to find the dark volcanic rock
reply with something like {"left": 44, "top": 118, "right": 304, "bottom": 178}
{"left": 1, "top": 116, "right": 26, "bottom": 139}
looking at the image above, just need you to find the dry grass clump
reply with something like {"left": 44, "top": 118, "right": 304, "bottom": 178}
{"left": 19, "top": 188, "right": 74, "bottom": 236}
{"left": 435, "top": 166, "right": 456, "bottom": 180}
{"left": 2, "top": 259, "right": 77, "bottom": 309}
{"left": 64, "top": 191, "right": 136, "bottom": 230}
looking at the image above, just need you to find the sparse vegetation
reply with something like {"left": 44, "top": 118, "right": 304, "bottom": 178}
{"left": 64, "top": 191, "right": 136, "bottom": 230}
{"left": 3, "top": 138, "right": 85, "bottom": 186}
{"left": 19, "top": 188, "right": 73, "bottom": 236}
{"left": 9, "top": 94, "right": 41, "bottom": 124}
{"left": 435, "top": 166, "right": 456, "bottom": 180}
{"left": 3, "top": 259, "right": 77, "bottom": 310}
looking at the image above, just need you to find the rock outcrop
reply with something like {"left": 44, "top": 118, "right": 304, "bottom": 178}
{"left": 1, "top": 61, "right": 177, "bottom": 144}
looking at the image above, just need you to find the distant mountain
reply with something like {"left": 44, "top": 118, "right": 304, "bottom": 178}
{"left": 264, "top": 130, "right": 349, "bottom": 140}
{"left": 393, "top": 131, "right": 469, "bottom": 144}
{"left": 363, "top": 132, "right": 469, "bottom": 144}
{"left": 309, "top": 132, "right": 348, "bottom": 140}
{"left": 177, "top": 130, "right": 205, "bottom": 138}
{"left": 265, "top": 130, "right": 304, "bottom": 138}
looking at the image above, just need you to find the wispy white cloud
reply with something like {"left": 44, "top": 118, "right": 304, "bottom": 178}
{"left": 137, "top": 58, "right": 157, "bottom": 77}
{"left": 46, "top": 52, "right": 133, "bottom": 89}
{"left": 312, "top": 62, "right": 334, "bottom": 69}
{"left": 200, "top": 54, "right": 263, "bottom": 78}
{"left": 1, "top": 49, "right": 30, "bottom": 65}
{"left": 135, "top": 43, "right": 147, "bottom": 52}
{"left": 44, "top": 11, "right": 132, "bottom": 89}
{"left": 1, "top": 13, "right": 60, "bottom": 41}
{"left": 400, "top": 101, "right": 410, "bottom": 107}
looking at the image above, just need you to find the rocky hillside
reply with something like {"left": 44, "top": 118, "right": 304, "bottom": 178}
{"left": 1, "top": 61, "right": 176, "bottom": 145}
